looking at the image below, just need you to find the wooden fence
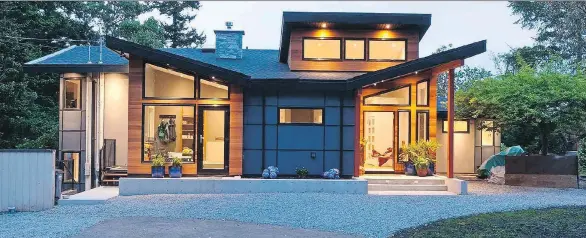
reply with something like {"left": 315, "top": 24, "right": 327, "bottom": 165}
{"left": 0, "top": 149, "right": 56, "bottom": 212}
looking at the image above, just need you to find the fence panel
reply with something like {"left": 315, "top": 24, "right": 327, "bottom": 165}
{"left": 0, "top": 150, "right": 55, "bottom": 212}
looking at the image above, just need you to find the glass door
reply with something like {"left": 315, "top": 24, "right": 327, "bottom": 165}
{"left": 197, "top": 106, "right": 229, "bottom": 174}
{"left": 363, "top": 111, "right": 395, "bottom": 173}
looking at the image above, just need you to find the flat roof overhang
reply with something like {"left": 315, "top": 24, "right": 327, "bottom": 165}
{"left": 278, "top": 11, "right": 432, "bottom": 63}
{"left": 23, "top": 64, "right": 128, "bottom": 73}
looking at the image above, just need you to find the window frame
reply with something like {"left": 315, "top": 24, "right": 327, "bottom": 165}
{"left": 301, "top": 37, "right": 343, "bottom": 61}
{"left": 197, "top": 77, "right": 231, "bottom": 100}
{"left": 343, "top": 38, "right": 367, "bottom": 61}
{"left": 277, "top": 107, "right": 324, "bottom": 125}
{"left": 416, "top": 79, "right": 430, "bottom": 106}
{"left": 63, "top": 78, "right": 83, "bottom": 111}
{"left": 367, "top": 38, "right": 408, "bottom": 62}
{"left": 416, "top": 110, "right": 430, "bottom": 141}
{"left": 140, "top": 103, "right": 197, "bottom": 164}
{"left": 142, "top": 61, "right": 197, "bottom": 100}
{"left": 363, "top": 85, "right": 411, "bottom": 106}
{"left": 442, "top": 119, "right": 470, "bottom": 133}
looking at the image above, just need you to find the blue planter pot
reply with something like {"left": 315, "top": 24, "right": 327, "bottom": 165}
{"left": 151, "top": 166, "right": 165, "bottom": 178}
{"left": 404, "top": 162, "right": 416, "bottom": 176}
{"left": 427, "top": 162, "right": 435, "bottom": 176}
{"left": 169, "top": 166, "right": 182, "bottom": 178}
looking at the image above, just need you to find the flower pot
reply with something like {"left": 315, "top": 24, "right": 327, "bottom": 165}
{"left": 169, "top": 166, "right": 182, "bottom": 178}
{"left": 151, "top": 166, "right": 165, "bottom": 178}
{"left": 416, "top": 167, "right": 428, "bottom": 177}
{"left": 404, "top": 162, "right": 416, "bottom": 176}
{"left": 427, "top": 162, "right": 435, "bottom": 176}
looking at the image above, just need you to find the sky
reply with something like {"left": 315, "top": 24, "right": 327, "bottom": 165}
{"left": 152, "top": 1, "right": 537, "bottom": 72}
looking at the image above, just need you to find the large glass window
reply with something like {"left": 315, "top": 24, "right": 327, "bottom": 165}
{"left": 303, "top": 38, "right": 341, "bottom": 60}
{"left": 143, "top": 105, "right": 195, "bottom": 162}
{"left": 416, "top": 111, "right": 429, "bottom": 141}
{"left": 64, "top": 79, "right": 81, "bottom": 109}
{"left": 279, "top": 108, "right": 323, "bottom": 124}
{"left": 364, "top": 86, "right": 410, "bottom": 105}
{"left": 144, "top": 63, "right": 195, "bottom": 98}
{"left": 416, "top": 81, "right": 429, "bottom": 106}
{"left": 368, "top": 39, "right": 406, "bottom": 61}
{"left": 398, "top": 111, "right": 410, "bottom": 148}
{"left": 442, "top": 120, "right": 470, "bottom": 133}
{"left": 199, "top": 79, "right": 229, "bottom": 99}
{"left": 481, "top": 121, "right": 495, "bottom": 146}
{"left": 364, "top": 112, "right": 395, "bottom": 172}
{"left": 345, "top": 39, "right": 365, "bottom": 60}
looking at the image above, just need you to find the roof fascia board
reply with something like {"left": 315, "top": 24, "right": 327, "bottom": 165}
{"left": 23, "top": 64, "right": 128, "bottom": 74}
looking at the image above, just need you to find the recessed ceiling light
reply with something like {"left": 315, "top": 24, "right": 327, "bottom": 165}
{"left": 211, "top": 76, "right": 215, "bottom": 79}
{"left": 385, "top": 24, "right": 391, "bottom": 29}
{"left": 321, "top": 23, "right": 327, "bottom": 28}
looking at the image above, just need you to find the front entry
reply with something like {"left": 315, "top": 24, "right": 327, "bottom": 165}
{"left": 363, "top": 110, "right": 411, "bottom": 174}
{"left": 197, "top": 106, "right": 230, "bottom": 175}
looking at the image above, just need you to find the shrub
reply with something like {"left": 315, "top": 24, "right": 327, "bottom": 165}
{"left": 295, "top": 167, "right": 309, "bottom": 178}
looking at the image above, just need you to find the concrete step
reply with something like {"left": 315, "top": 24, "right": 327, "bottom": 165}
{"left": 368, "top": 184, "right": 448, "bottom": 191}
{"left": 366, "top": 178, "right": 445, "bottom": 185}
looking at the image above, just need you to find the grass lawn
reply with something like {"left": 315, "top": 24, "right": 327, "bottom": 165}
{"left": 392, "top": 206, "right": 586, "bottom": 238}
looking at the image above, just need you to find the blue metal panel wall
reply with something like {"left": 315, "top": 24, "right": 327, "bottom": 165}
{"left": 243, "top": 90, "right": 356, "bottom": 176}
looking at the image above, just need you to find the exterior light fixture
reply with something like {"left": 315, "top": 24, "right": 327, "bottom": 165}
{"left": 415, "top": 71, "right": 418, "bottom": 75}
{"left": 385, "top": 24, "right": 391, "bottom": 29}
{"left": 321, "top": 23, "right": 327, "bottom": 28}
{"left": 211, "top": 76, "right": 215, "bottom": 80}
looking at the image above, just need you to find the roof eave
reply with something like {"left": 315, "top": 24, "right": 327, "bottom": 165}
{"left": 23, "top": 64, "right": 128, "bottom": 74}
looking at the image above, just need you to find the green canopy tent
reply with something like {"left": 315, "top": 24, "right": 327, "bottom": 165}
{"left": 477, "top": 146, "right": 525, "bottom": 178}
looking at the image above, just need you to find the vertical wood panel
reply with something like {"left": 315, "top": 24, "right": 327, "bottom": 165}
{"left": 127, "top": 56, "right": 244, "bottom": 176}
{"left": 289, "top": 28, "right": 419, "bottom": 72}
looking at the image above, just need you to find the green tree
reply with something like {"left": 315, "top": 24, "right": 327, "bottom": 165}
{"left": 434, "top": 44, "right": 493, "bottom": 98}
{"left": 455, "top": 59, "right": 586, "bottom": 155}
{"left": 509, "top": 2, "right": 586, "bottom": 66}
{"left": 152, "top": 1, "right": 206, "bottom": 47}
{"left": 0, "top": 2, "right": 94, "bottom": 148}
{"left": 119, "top": 17, "right": 166, "bottom": 48}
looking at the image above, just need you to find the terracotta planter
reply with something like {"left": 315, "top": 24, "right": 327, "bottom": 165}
{"left": 416, "top": 167, "right": 428, "bottom": 177}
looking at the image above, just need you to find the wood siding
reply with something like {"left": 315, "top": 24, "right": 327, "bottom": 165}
{"left": 356, "top": 70, "right": 437, "bottom": 174}
{"left": 127, "top": 56, "right": 243, "bottom": 176}
{"left": 289, "top": 29, "right": 419, "bottom": 72}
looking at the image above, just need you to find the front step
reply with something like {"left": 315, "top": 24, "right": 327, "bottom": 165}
{"left": 368, "top": 184, "right": 448, "bottom": 191}
{"left": 366, "top": 178, "right": 445, "bottom": 185}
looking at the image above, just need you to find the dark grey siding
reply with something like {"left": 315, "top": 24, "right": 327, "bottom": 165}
{"left": 243, "top": 89, "right": 355, "bottom": 176}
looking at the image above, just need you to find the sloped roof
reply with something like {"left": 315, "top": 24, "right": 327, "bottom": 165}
{"left": 24, "top": 45, "right": 362, "bottom": 80}
{"left": 24, "top": 45, "right": 128, "bottom": 73}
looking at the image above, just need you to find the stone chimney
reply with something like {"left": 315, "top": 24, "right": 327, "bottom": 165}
{"left": 214, "top": 21, "right": 245, "bottom": 59}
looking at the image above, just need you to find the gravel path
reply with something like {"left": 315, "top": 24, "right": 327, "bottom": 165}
{"left": 73, "top": 217, "right": 357, "bottom": 238}
{"left": 1, "top": 182, "right": 586, "bottom": 238}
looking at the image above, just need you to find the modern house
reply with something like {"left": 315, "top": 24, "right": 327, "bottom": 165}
{"left": 25, "top": 12, "right": 499, "bottom": 192}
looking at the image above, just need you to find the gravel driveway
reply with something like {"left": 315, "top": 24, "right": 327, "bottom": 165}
{"left": 1, "top": 182, "right": 586, "bottom": 238}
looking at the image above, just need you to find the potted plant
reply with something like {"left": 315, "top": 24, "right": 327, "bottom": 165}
{"left": 412, "top": 156, "right": 430, "bottom": 177}
{"left": 169, "top": 157, "right": 182, "bottom": 178}
{"left": 399, "top": 140, "right": 441, "bottom": 176}
{"left": 151, "top": 154, "right": 165, "bottom": 178}
{"left": 295, "top": 167, "right": 309, "bottom": 179}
